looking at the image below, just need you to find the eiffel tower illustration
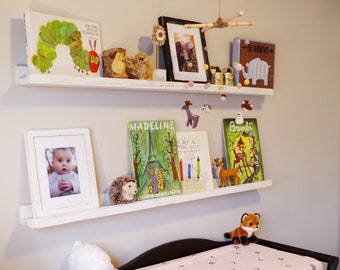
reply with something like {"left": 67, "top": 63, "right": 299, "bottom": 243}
{"left": 143, "top": 129, "right": 166, "bottom": 176}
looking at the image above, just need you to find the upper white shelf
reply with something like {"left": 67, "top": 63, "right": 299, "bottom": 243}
{"left": 19, "top": 180, "right": 272, "bottom": 229}
{"left": 15, "top": 66, "right": 273, "bottom": 96}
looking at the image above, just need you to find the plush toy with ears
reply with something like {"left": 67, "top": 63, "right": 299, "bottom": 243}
{"left": 224, "top": 213, "right": 261, "bottom": 245}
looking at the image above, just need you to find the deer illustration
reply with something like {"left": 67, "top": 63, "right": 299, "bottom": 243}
{"left": 232, "top": 137, "right": 251, "bottom": 177}
{"left": 181, "top": 100, "right": 200, "bottom": 128}
{"left": 214, "top": 157, "right": 240, "bottom": 187}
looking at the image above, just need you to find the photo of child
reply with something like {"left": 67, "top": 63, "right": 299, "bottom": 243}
{"left": 174, "top": 33, "right": 198, "bottom": 73}
{"left": 46, "top": 147, "right": 80, "bottom": 197}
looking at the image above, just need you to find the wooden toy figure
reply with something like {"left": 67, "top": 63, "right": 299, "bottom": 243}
{"left": 214, "top": 157, "right": 240, "bottom": 187}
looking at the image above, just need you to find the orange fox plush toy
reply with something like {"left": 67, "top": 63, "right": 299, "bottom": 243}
{"left": 224, "top": 213, "right": 261, "bottom": 245}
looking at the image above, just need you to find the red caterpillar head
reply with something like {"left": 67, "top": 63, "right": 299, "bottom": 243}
{"left": 89, "top": 40, "right": 100, "bottom": 73}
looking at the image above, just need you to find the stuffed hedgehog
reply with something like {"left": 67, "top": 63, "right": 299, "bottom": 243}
{"left": 224, "top": 213, "right": 260, "bottom": 245}
{"left": 108, "top": 175, "right": 138, "bottom": 205}
{"left": 68, "top": 241, "right": 116, "bottom": 270}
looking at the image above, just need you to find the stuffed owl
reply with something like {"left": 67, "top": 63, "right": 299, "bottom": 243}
{"left": 126, "top": 52, "right": 153, "bottom": 80}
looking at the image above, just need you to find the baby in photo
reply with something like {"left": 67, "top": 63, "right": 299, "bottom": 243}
{"left": 48, "top": 147, "right": 80, "bottom": 197}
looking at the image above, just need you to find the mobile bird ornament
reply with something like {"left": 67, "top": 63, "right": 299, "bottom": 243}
{"left": 184, "top": 0, "right": 254, "bottom": 33}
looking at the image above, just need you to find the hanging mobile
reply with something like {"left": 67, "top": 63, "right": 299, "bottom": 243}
{"left": 184, "top": 0, "right": 254, "bottom": 32}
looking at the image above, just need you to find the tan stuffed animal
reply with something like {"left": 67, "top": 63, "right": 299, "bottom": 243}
{"left": 126, "top": 52, "right": 153, "bottom": 80}
{"left": 102, "top": 48, "right": 128, "bottom": 78}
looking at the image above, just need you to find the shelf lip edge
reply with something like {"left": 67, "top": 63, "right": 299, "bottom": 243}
{"left": 15, "top": 66, "right": 274, "bottom": 96}
{"left": 19, "top": 180, "right": 272, "bottom": 229}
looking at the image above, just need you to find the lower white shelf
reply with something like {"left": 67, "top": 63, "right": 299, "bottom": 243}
{"left": 19, "top": 180, "right": 272, "bottom": 229}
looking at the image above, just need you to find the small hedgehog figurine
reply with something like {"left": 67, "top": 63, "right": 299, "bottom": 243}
{"left": 108, "top": 175, "right": 138, "bottom": 205}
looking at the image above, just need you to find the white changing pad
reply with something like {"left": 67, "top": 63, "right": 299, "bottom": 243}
{"left": 137, "top": 243, "right": 323, "bottom": 270}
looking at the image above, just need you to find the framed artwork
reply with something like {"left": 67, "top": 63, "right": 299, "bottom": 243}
{"left": 25, "top": 128, "right": 99, "bottom": 218}
{"left": 158, "top": 16, "right": 210, "bottom": 83}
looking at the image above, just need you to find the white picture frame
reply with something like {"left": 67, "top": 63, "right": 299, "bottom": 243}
{"left": 25, "top": 128, "right": 99, "bottom": 218}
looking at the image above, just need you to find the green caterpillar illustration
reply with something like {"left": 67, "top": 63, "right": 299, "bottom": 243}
{"left": 32, "top": 20, "right": 100, "bottom": 74}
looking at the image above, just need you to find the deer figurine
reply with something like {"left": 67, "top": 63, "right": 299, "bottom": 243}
{"left": 181, "top": 100, "right": 200, "bottom": 128}
{"left": 214, "top": 157, "right": 240, "bottom": 187}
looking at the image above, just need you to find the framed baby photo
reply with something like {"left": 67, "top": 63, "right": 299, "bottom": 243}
{"left": 25, "top": 128, "right": 99, "bottom": 218}
{"left": 158, "top": 16, "right": 210, "bottom": 83}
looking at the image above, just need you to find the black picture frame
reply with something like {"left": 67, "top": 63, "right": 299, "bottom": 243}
{"left": 158, "top": 16, "right": 210, "bottom": 83}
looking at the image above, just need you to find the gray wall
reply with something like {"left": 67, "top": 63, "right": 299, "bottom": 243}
{"left": 1, "top": 0, "right": 339, "bottom": 269}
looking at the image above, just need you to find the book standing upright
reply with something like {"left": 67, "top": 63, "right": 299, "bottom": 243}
{"left": 24, "top": 11, "right": 102, "bottom": 76}
{"left": 232, "top": 37, "right": 275, "bottom": 89}
{"left": 128, "top": 120, "right": 182, "bottom": 201}
{"left": 176, "top": 131, "right": 214, "bottom": 193}
{"left": 223, "top": 118, "right": 264, "bottom": 184}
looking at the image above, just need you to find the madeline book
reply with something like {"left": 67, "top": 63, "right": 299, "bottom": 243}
{"left": 128, "top": 120, "right": 183, "bottom": 201}
{"left": 231, "top": 37, "right": 275, "bottom": 89}
{"left": 223, "top": 118, "right": 264, "bottom": 184}
{"left": 176, "top": 131, "right": 214, "bottom": 194}
{"left": 24, "top": 11, "right": 102, "bottom": 76}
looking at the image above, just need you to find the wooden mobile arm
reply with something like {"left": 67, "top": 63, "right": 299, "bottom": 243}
{"left": 184, "top": 10, "right": 254, "bottom": 32}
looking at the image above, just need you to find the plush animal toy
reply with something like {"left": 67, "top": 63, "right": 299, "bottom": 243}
{"left": 68, "top": 241, "right": 116, "bottom": 270}
{"left": 108, "top": 175, "right": 138, "bottom": 205}
{"left": 224, "top": 213, "right": 261, "bottom": 245}
{"left": 102, "top": 48, "right": 129, "bottom": 78}
{"left": 126, "top": 52, "right": 153, "bottom": 80}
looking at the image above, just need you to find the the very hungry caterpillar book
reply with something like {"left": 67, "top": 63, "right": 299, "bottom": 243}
{"left": 223, "top": 118, "right": 264, "bottom": 184}
{"left": 24, "top": 11, "right": 102, "bottom": 76}
{"left": 128, "top": 120, "right": 182, "bottom": 201}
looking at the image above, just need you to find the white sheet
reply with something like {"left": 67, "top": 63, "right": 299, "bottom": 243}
{"left": 137, "top": 243, "right": 323, "bottom": 270}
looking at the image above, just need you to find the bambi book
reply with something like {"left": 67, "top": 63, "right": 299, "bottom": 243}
{"left": 223, "top": 118, "right": 265, "bottom": 184}
{"left": 128, "top": 120, "right": 183, "bottom": 201}
{"left": 24, "top": 11, "right": 102, "bottom": 76}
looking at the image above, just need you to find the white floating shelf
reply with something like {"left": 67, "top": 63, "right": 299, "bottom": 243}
{"left": 19, "top": 180, "right": 272, "bottom": 229}
{"left": 15, "top": 66, "right": 273, "bottom": 96}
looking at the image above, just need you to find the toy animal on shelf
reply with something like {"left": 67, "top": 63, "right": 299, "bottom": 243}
{"left": 181, "top": 100, "right": 200, "bottom": 128}
{"left": 102, "top": 47, "right": 129, "bottom": 78}
{"left": 126, "top": 52, "right": 153, "bottom": 80}
{"left": 108, "top": 175, "right": 138, "bottom": 205}
{"left": 224, "top": 213, "right": 261, "bottom": 245}
{"left": 214, "top": 157, "right": 240, "bottom": 187}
